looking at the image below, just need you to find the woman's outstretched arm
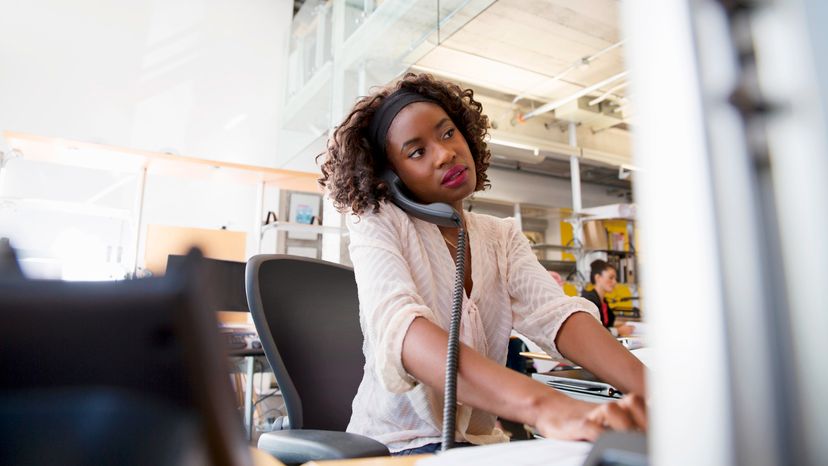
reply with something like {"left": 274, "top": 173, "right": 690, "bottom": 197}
{"left": 401, "top": 317, "right": 647, "bottom": 441}
{"left": 554, "top": 312, "right": 646, "bottom": 395}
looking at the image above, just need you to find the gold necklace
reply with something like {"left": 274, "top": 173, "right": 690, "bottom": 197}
{"left": 441, "top": 218, "right": 467, "bottom": 250}
{"left": 442, "top": 233, "right": 467, "bottom": 251}
{"left": 443, "top": 235, "right": 458, "bottom": 249}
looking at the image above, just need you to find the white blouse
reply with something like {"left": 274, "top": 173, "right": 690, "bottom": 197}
{"left": 345, "top": 202, "right": 599, "bottom": 453}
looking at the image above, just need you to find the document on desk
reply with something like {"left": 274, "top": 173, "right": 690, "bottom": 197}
{"left": 415, "top": 438, "right": 591, "bottom": 466}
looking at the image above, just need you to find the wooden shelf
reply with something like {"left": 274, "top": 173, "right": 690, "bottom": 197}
{"left": 530, "top": 243, "right": 579, "bottom": 252}
{"left": 4, "top": 131, "right": 321, "bottom": 193}
{"left": 0, "top": 196, "right": 133, "bottom": 221}
{"left": 260, "top": 221, "right": 346, "bottom": 237}
{"left": 587, "top": 248, "right": 636, "bottom": 257}
{"left": 539, "top": 259, "right": 577, "bottom": 273}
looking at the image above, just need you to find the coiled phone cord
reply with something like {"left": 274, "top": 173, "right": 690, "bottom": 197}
{"left": 441, "top": 226, "right": 466, "bottom": 451}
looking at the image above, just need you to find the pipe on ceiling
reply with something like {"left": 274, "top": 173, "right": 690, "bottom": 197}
{"left": 511, "top": 40, "right": 625, "bottom": 105}
{"left": 519, "top": 70, "right": 629, "bottom": 121}
{"left": 588, "top": 81, "right": 630, "bottom": 106}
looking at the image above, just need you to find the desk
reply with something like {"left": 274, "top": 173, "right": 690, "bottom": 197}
{"left": 302, "top": 454, "right": 430, "bottom": 466}
{"left": 252, "top": 446, "right": 287, "bottom": 466}
{"left": 300, "top": 438, "right": 599, "bottom": 465}
{"left": 521, "top": 335, "right": 645, "bottom": 357}
{"left": 229, "top": 348, "right": 268, "bottom": 442}
{"left": 519, "top": 351, "right": 554, "bottom": 361}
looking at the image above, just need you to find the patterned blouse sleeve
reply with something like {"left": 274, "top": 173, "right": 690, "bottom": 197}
{"left": 347, "top": 207, "right": 438, "bottom": 393}
{"left": 503, "top": 219, "right": 600, "bottom": 358}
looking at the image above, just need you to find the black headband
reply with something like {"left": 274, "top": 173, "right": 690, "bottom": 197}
{"left": 368, "top": 89, "right": 439, "bottom": 161}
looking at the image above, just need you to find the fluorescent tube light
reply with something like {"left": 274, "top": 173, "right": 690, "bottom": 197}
{"left": 488, "top": 138, "right": 541, "bottom": 156}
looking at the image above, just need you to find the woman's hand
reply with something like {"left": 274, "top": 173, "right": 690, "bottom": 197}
{"left": 533, "top": 394, "right": 648, "bottom": 442}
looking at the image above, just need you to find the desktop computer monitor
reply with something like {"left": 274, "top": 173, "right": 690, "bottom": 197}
{"left": 166, "top": 254, "right": 248, "bottom": 313}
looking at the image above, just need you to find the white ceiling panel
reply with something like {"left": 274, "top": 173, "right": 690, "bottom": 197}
{"left": 412, "top": 45, "right": 583, "bottom": 99}
{"left": 416, "top": 0, "right": 626, "bottom": 102}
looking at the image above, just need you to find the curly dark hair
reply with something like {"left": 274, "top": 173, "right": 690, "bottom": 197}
{"left": 317, "top": 73, "right": 491, "bottom": 216}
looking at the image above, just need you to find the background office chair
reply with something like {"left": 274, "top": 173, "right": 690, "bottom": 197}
{"left": 0, "top": 249, "right": 255, "bottom": 466}
{"left": 245, "top": 255, "right": 389, "bottom": 465}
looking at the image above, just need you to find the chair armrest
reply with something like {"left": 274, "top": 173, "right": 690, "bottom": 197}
{"left": 257, "top": 429, "right": 389, "bottom": 465}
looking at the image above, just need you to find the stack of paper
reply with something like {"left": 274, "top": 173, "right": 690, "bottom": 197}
{"left": 416, "top": 439, "right": 591, "bottom": 466}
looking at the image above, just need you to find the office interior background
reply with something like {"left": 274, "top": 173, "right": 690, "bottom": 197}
{"left": 1, "top": 0, "right": 827, "bottom": 465}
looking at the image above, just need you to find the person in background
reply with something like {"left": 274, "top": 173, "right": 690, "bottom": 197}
{"left": 548, "top": 270, "right": 564, "bottom": 287}
{"left": 582, "top": 260, "right": 634, "bottom": 337}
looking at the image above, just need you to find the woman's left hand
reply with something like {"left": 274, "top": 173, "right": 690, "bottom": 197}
{"left": 585, "top": 394, "right": 648, "bottom": 432}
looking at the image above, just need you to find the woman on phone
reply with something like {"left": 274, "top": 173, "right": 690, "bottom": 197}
{"left": 318, "top": 73, "right": 646, "bottom": 455}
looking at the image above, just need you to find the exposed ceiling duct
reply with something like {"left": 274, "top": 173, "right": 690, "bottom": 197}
{"left": 487, "top": 154, "right": 633, "bottom": 194}
{"left": 588, "top": 81, "right": 629, "bottom": 106}
{"left": 487, "top": 128, "right": 579, "bottom": 165}
{"left": 510, "top": 40, "right": 626, "bottom": 106}
{"left": 520, "top": 70, "right": 629, "bottom": 121}
{"left": 402, "top": 0, "right": 633, "bottom": 174}
{"left": 553, "top": 96, "right": 626, "bottom": 130}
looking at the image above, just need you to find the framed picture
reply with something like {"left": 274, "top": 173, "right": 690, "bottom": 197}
{"left": 287, "top": 192, "right": 321, "bottom": 240}
{"left": 522, "top": 230, "right": 544, "bottom": 245}
{"left": 522, "top": 230, "right": 544, "bottom": 261}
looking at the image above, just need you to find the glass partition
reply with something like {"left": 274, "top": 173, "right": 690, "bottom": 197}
{"left": 284, "top": 0, "right": 497, "bottom": 155}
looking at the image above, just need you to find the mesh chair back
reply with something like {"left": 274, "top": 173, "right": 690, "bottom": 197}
{"left": 246, "top": 255, "right": 364, "bottom": 432}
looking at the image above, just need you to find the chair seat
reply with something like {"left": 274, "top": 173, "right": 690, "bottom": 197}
{"left": 258, "top": 429, "right": 389, "bottom": 465}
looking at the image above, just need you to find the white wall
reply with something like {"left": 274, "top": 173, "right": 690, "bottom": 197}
{"left": 138, "top": 171, "right": 282, "bottom": 263}
{"left": 0, "top": 0, "right": 292, "bottom": 167}
{"left": 0, "top": 157, "right": 282, "bottom": 278}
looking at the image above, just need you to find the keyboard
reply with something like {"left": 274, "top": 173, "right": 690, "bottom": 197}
{"left": 220, "top": 329, "right": 261, "bottom": 350}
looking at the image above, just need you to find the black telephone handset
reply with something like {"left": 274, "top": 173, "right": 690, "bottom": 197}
{"left": 382, "top": 170, "right": 462, "bottom": 228}
{"left": 381, "top": 169, "right": 464, "bottom": 451}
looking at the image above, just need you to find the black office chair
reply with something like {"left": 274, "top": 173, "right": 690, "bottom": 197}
{"left": 0, "top": 249, "right": 253, "bottom": 466}
{"left": 245, "top": 255, "right": 389, "bottom": 465}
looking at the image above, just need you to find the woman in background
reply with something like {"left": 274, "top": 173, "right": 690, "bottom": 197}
{"left": 582, "top": 260, "right": 633, "bottom": 337}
